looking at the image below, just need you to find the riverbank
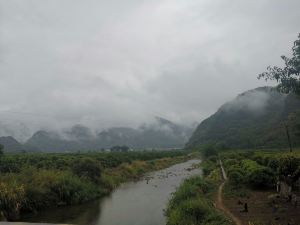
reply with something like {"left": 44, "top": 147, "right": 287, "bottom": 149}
{"left": 21, "top": 159, "right": 202, "bottom": 225}
{"left": 165, "top": 155, "right": 234, "bottom": 225}
{"left": 0, "top": 151, "right": 190, "bottom": 221}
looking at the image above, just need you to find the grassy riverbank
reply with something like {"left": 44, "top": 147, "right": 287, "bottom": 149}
{"left": 0, "top": 150, "right": 190, "bottom": 221}
{"left": 166, "top": 153, "right": 233, "bottom": 225}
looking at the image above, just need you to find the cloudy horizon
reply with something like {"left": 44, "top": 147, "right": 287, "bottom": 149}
{"left": 0, "top": 0, "right": 299, "bottom": 139}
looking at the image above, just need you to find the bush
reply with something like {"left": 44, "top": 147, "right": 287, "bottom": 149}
{"left": 202, "top": 160, "right": 217, "bottom": 176}
{"left": 49, "top": 173, "right": 99, "bottom": 204}
{"left": 6, "top": 168, "right": 101, "bottom": 211}
{"left": 0, "top": 181, "right": 25, "bottom": 221}
{"left": 279, "top": 156, "right": 300, "bottom": 178}
{"left": 267, "top": 158, "right": 279, "bottom": 171}
{"left": 167, "top": 199, "right": 210, "bottom": 225}
{"left": 248, "top": 167, "right": 275, "bottom": 188}
{"left": 228, "top": 170, "right": 244, "bottom": 186}
{"left": 71, "top": 158, "right": 102, "bottom": 183}
{"left": 166, "top": 176, "right": 232, "bottom": 225}
{"left": 202, "top": 145, "right": 218, "bottom": 158}
{"left": 224, "top": 159, "right": 239, "bottom": 168}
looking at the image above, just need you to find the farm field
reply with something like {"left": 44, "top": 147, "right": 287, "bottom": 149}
{"left": 220, "top": 149, "right": 300, "bottom": 225}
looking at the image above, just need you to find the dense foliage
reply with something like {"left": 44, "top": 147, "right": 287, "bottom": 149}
{"left": 221, "top": 150, "right": 300, "bottom": 189}
{"left": 0, "top": 150, "right": 187, "bottom": 221}
{"left": 187, "top": 87, "right": 300, "bottom": 149}
{"left": 166, "top": 176, "right": 232, "bottom": 225}
{"left": 166, "top": 151, "right": 233, "bottom": 225}
{"left": 258, "top": 34, "right": 300, "bottom": 95}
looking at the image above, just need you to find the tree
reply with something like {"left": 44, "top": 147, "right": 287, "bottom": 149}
{"left": 258, "top": 34, "right": 300, "bottom": 95}
{"left": 110, "top": 145, "right": 129, "bottom": 152}
{"left": 0, "top": 144, "right": 3, "bottom": 158}
{"left": 201, "top": 144, "right": 218, "bottom": 158}
{"left": 228, "top": 170, "right": 244, "bottom": 186}
{"left": 248, "top": 167, "right": 275, "bottom": 188}
{"left": 279, "top": 156, "right": 299, "bottom": 182}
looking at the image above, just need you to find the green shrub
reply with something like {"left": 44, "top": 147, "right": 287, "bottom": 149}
{"left": 201, "top": 160, "right": 217, "bottom": 176}
{"left": 71, "top": 158, "right": 102, "bottom": 183}
{"left": 167, "top": 199, "right": 210, "bottom": 225}
{"left": 228, "top": 170, "right": 244, "bottom": 186}
{"left": 166, "top": 176, "right": 232, "bottom": 225}
{"left": 224, "top": 158, "right": 239, "bottom": 168}
{"left": 241, "top": 160, "right": 275, "bottom": 188}
{"left": 248, "top": 167, "right": 275, "bottom": 188}
{"left": 0, "top": 181, "right": 26, "bottom": 221}
{"left": 202, "top": 144, "right": 218, "bottom": 158}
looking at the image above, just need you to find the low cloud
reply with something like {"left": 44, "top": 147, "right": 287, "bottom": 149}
{"left": 0, "top": 0, "right": 299, "bottom": 140}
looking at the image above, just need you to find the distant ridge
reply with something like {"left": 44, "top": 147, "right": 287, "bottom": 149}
{"left": 0, "top": 136, "right": 24, "bottom": 152}
{"left": 186, "top": 87, "right": 300, "bottom": 149}
{"left": 18, "top": 117, "right": 193, "bottom": 152}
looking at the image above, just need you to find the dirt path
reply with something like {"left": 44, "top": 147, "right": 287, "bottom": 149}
{"left": 216, "top": 160, "right": 243, "bottom": 225}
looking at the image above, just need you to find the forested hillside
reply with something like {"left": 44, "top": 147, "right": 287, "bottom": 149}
{"left": 187, "top": 87, "right": 300, "bottom": 149}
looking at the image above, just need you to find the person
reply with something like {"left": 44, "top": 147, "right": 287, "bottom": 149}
{"left": 244, "top": 202, "right": 248, "bottom": 212}
{"left": 276, "top": 181, "right": 280, "bottom": 193}
{"left": 288, "top": 194, "right": 292, "bottom": 202}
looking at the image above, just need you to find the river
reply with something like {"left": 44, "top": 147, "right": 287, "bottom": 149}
{"left": 20, "top": 159, "right": 201, "bottom": 225}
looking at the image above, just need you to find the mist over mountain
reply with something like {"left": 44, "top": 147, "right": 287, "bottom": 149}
{"left": 0, "top": 117, "right": 194, "bottom": 152}
{"left": 187, "top": 87, "right": 300, "bottom": 149}
{"left": 0, "top": 136, "right": 25, "bottom": 152}
{"left": 0, "top": 121, "right": 32, "bottom": 143}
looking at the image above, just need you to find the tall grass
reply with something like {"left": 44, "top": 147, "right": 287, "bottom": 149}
{"left": 0, "top": 151, "right": 189, "bottom": 221}
{"left": 166, "top": 176, "right": 233, "bottom": 225}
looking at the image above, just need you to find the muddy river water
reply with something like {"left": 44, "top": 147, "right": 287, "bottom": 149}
{"left": 20, "top": 159, "right": 202, "bottom": 225}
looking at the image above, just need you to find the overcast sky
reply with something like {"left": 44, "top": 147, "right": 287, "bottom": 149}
{"left": 0, "top": 0, "right": 300, "bottom": 135}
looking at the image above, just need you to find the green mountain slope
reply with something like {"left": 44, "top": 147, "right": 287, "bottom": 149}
{"left": 186, "top": 87, "right": 300, "bottom": 149}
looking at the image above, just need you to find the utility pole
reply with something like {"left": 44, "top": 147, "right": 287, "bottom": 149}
{"left": 284, "top": 123, "right": 292, "bottom": 152}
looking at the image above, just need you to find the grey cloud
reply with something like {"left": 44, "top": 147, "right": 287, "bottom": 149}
{"left": 0, "top": 0, "right": 299, "bottom": 140}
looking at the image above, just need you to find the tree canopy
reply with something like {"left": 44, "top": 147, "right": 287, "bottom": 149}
{"left": 258, "top": 34, "right": 300, "bottom": 95}
{"left": 0, "top": 144, "right": 3, "bottom": 158}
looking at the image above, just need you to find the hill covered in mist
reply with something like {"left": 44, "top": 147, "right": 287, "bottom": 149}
{"left": 0, "top": 117, "right": 194, "bottom": 152}
{"left": 0, "top": 136, "right": 25, "bottom": 152}
{"left": 186, "top": 87, "right": 300, "bottom": 149}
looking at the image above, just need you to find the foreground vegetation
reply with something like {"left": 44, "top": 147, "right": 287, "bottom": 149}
{"left": 0, "top": 150, "right": 189, "bottom": 221}
{"left": 220, "top": 149, "right": 300, "bottom": 225}
{"left": 220, "top": 149, "right": 300, "bottom": 190}
{"left": 166, "top": 151, "right": 233, "bottom": 225}
{"left": 167, "top": 145, "right": 300, "bottom": 225}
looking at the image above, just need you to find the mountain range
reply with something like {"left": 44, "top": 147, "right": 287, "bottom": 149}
{"left": 0, "top": 117, "right": 194, "bottom": 152}
{"left": 2, "top": 86, "right": 300, "bottom": 152}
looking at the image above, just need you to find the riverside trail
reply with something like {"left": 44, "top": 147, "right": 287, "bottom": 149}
{"left": 216, "top": 160, "right": 242, "bottom": 225}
